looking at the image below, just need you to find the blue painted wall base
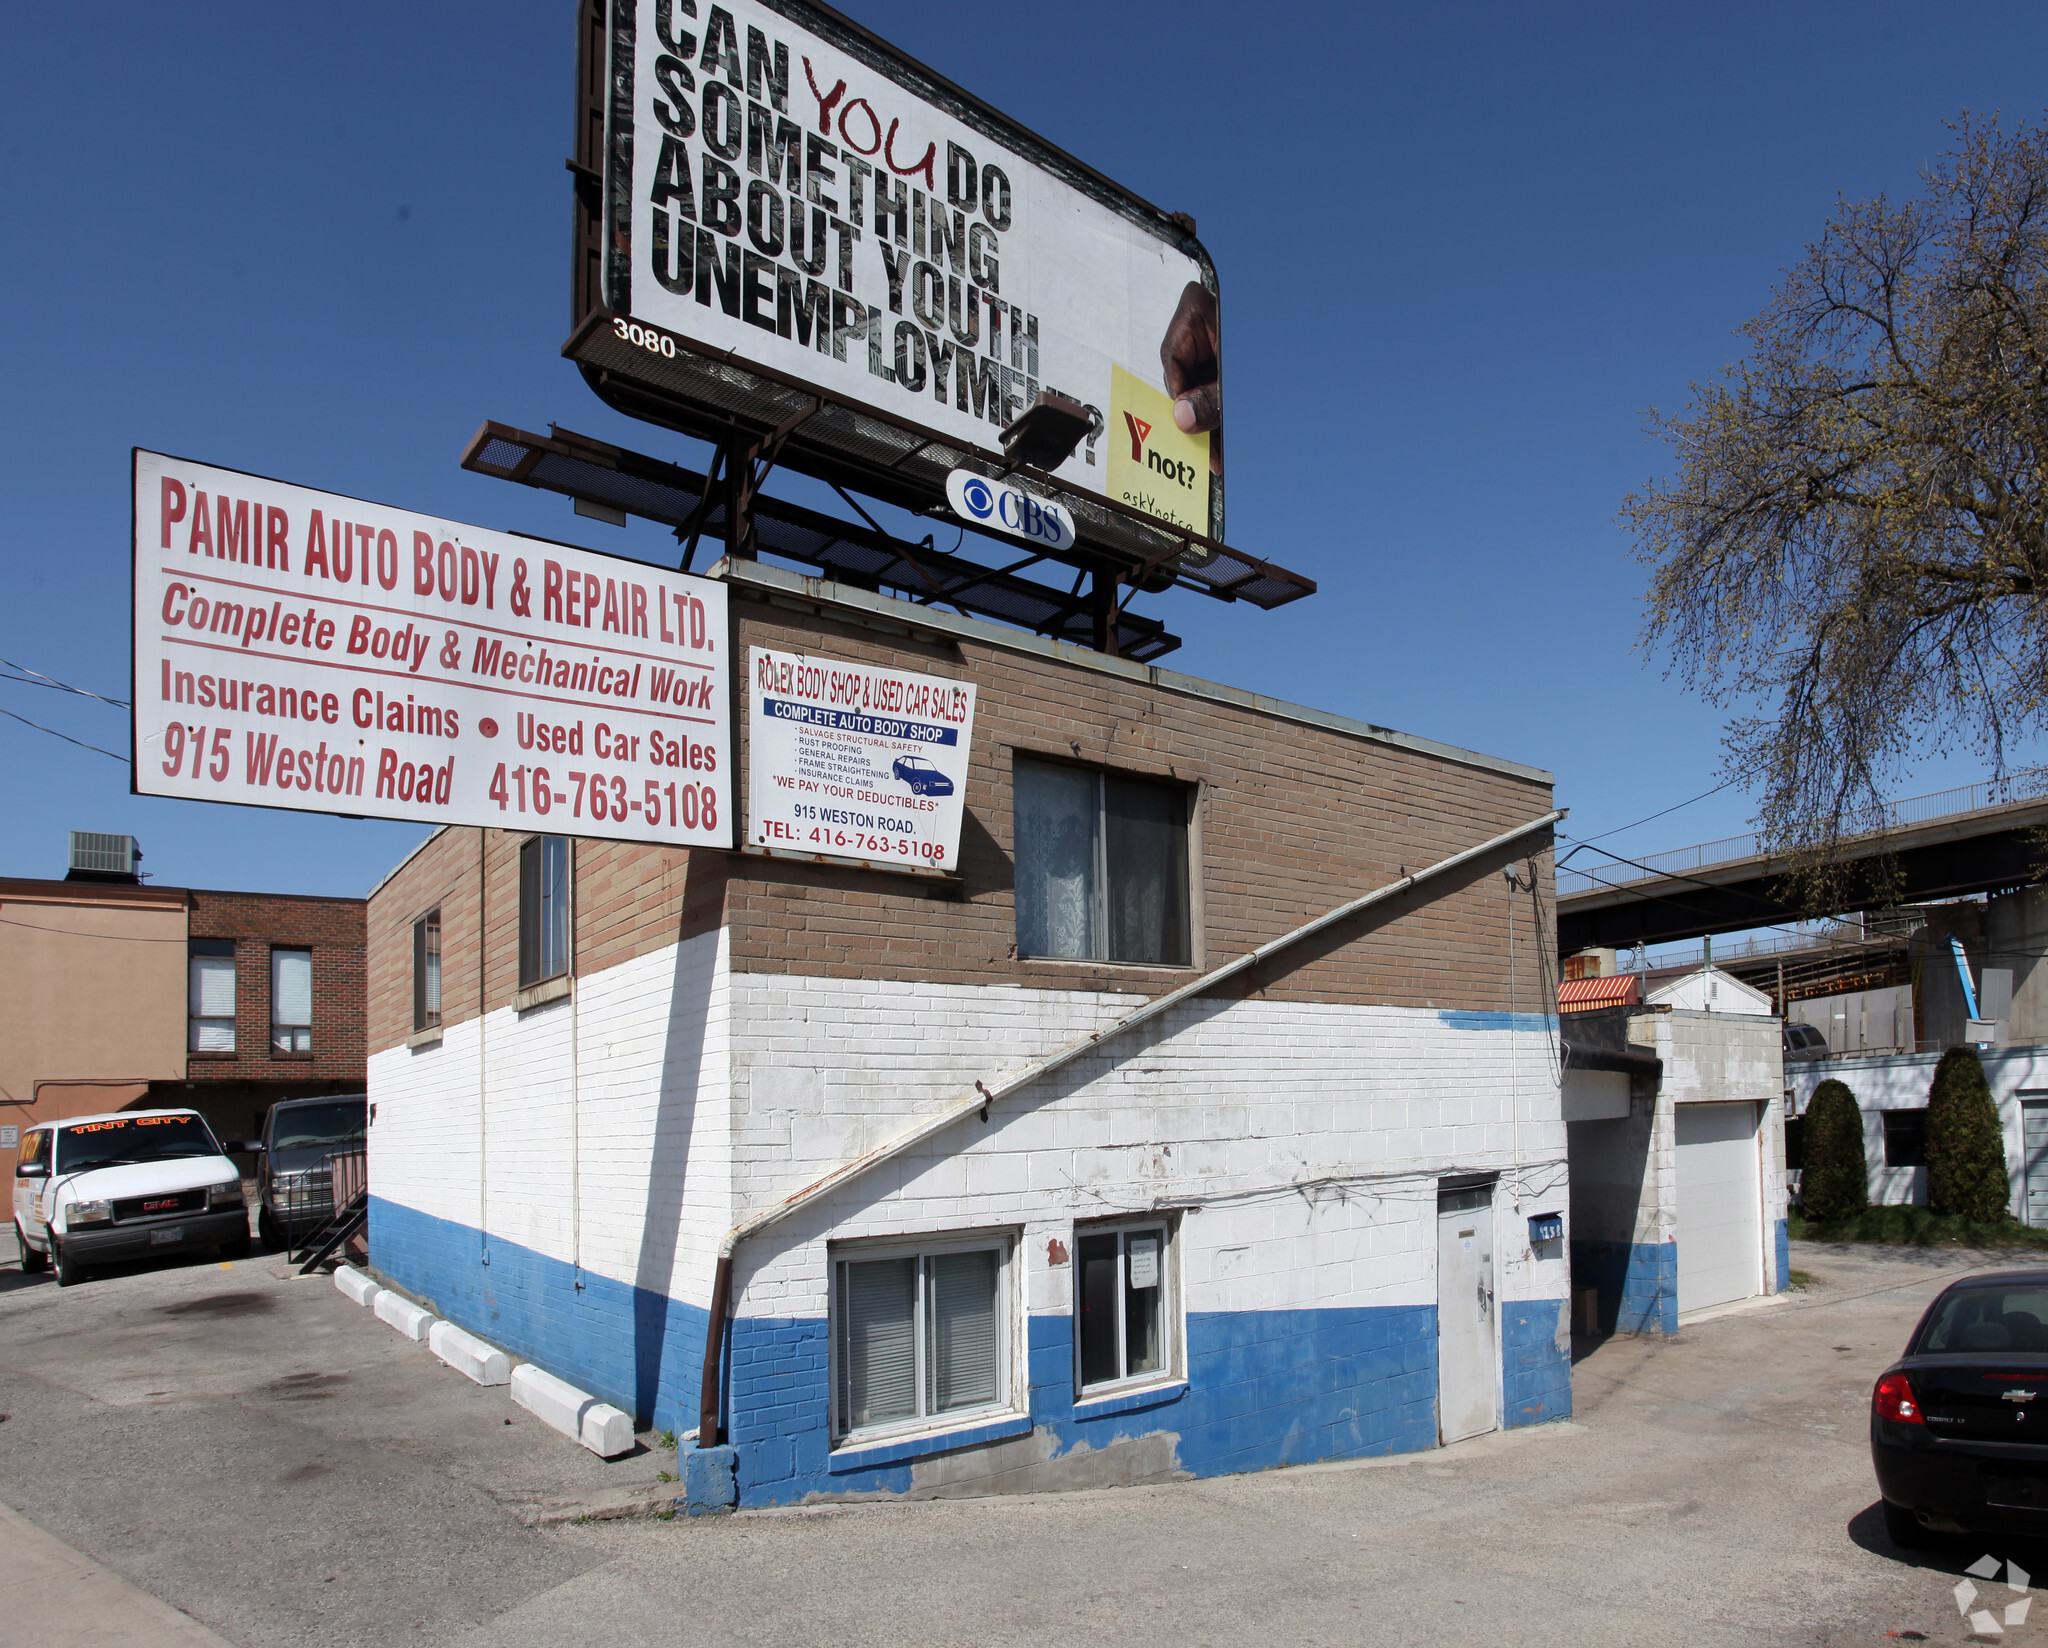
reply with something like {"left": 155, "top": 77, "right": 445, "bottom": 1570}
{"left": 368, "top": 1197, "right": 709, "bottom": 1434}
{"left": 371, "top": 1198, "right": 1571, "bottom": 1509}
{"left": 727, "top": 1304, "right": 1443, "bottom": 1506}
{"left": 1570, "top": 1238, "right": 1678, "bottom": 1335}
{"left": 1501, "top": 1300, "right": 1572, "bottom": 1426}
{"left": 684, "top": 1445, "right": 738, "bottom": 1514}
{"left": 726, "top": 1300, "right": 1564, "bottom": 1508}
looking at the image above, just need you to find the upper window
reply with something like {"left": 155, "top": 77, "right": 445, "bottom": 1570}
{"left": 519, "top": 836, "right": 571, "bottom": 988}
{"left": 414, "top": 908, "right": 443, "bottom": 1033}
{"left": 1076, "top": 1221, "right": 1175, "bottom": 1394}
{"left": 271, "top": 948, "right": 313, "bottom": 1055}
{"left": 833, "top": 1236, "right": 1011, "bottom": 1443}
{"left": 1883, "top": 1109, "right": 1927, "bottom": 1168}
{"left": 189, "top": 938, "right": 236, "bottom": 1053}
{"left": 1013, "top": 757, "right": 1190, "bottom": 966}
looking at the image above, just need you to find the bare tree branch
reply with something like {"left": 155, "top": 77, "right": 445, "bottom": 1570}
{"left": 1626, "top": 113, "right": 2048, "bottom": 908}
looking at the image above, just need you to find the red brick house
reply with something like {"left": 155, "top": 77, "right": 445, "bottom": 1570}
{"left": 1, "top": 849, "right": 366, "bottom": 1164}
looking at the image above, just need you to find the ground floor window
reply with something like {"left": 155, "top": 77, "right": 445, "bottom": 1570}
{"left": 833, "top": 1236, "right": 1011, "bottom": 1442}
{"left": 1077, "top": 1221, "right": 1174, "bottom": 1393}
{"left": 1883, "top": 1108, "right": 1928, "bottom": 1168}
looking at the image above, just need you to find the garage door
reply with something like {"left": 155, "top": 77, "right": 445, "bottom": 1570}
{"left": 1676, "top": 1101, "right": 1762, "bottom": 1314}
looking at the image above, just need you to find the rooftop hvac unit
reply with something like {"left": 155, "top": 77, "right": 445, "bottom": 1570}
{"left": 67, "top": 831, "right": 141, "bottom": 881}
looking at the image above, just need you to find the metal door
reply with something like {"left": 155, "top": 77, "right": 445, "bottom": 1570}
{"left": 2022, "top": 1097, "right": 2048, "bottom": 1228}
{"left": 1437, "top": 1183, "right": 1497, "bottom": 1444}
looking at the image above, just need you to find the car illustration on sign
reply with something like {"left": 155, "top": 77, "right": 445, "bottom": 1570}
{"left": 892, "top": 756, "right": 954, "bottom": 796}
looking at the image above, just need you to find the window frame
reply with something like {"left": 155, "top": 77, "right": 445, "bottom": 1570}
{"left": 413, "top": 907, "right": 443, "bottom": 1033}
{"left": 1883, "top": 1107, "right": 1928, "bottom": 1169}
{"left": 1011, "top": 753, "right": 1193, "bottom": 968}
{"left": 269, "top": 945, "right": 313, "bottom": 1057}
{"left": 828, "top": 1231, "right": 1018, "bottom": 1448}
{"left": 518, "top": 836, "right": 573, "bottom": 989}
{"left": 1073, "top": 1216, "right": 1180, "bottom": 1399}
{"left": 188, "top": 937, "right": 237, "bottom": 1055}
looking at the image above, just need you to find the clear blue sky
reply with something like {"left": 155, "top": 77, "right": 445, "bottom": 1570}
{"left": 4, "top": 2, "right": 2045, "bottom": 898}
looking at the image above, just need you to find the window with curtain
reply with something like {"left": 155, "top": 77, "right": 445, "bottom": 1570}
{"left": 413, "top": 908, "right": 442, "bottom": 1032}
{"left": 271, "top": 948, "right": 312, "bottom": 1055}
{"left": 1013, "top": 756, "right": 1190, "bottom": 965}
{"left": 188, "top": 938, "right": 236, "bottom": 1053}
{"left": 1076, "top": 1222, "right": 1174, "bottom": 1394}
{"left": 519, "top": 836, "right": 571, "bottom": 988}
{"left": 833, "top": 1239, "right": 1009, "bottom": 1441}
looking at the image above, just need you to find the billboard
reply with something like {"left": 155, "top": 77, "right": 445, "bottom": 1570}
{"left": 747, "top": 646, "right": 976, "bottom": 873}
{"left": 131, "top": 450, "right": 732, "bottom": 847}
{"left": 604, "top": 0, "right": 1223, "bottom": 539}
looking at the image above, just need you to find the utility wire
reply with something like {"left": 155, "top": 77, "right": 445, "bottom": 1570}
{"left": 0, "top": 655, "right": 128, "bottom": 708}
{"left": 1557, "top": 840, "right": 1824, "bottom": 950}
{"left": 1560, "top": 834, "right": 1836, "bottom": 927}
{"left": 0, "top": 703, "right": 129, "bottom": 763}
{"left": 1572, "top": 779, "right": 1734, "bottom": 846}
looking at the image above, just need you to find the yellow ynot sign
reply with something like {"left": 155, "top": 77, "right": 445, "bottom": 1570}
{"left": 1109, "top": 365, "right": 1210, "bottom": 535}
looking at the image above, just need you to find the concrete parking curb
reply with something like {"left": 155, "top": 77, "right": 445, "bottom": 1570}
{"left": 430, "top": 1319, "right": 511, "bottom": 1385}
{"left": 373, "top": 1290, "right": 436, "bottom": 1342}
{"left": 511, "top": 1363, "right": 636, "bottom": 1458}
{"left": 333, "top": 1266, "right": 382, "bottom": 1308}
{"left": 336, "top": 1265, "right": 630, "bottom": 1461}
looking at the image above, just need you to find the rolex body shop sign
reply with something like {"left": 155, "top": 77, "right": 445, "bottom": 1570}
{"left": 132, "top": 451, "right": 732, "bottom": 846}
{"left": 614, "top": 0, "right": 1225, "bottom": 539}
{"left": 748, "top": 647, "right": 975, "bottom": 872}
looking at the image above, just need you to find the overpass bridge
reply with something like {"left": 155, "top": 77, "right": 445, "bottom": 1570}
{"left": 1556, "top": 775, "right": 2048, "bottom": 955}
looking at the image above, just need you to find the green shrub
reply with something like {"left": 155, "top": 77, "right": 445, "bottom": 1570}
{"left": 1926, "top": 1044, "right": 2011, "bottom": 1221}
{"left": 1800, "top": 1078, "right": 1869, "bottom": 1223}
{"left": 1788, "top": 1204, "right": 2048, "bottom": 1249}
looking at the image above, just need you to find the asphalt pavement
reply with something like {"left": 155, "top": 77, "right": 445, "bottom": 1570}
{"left": 1, "top": 1230, "right": 2040, "bottom": 1648}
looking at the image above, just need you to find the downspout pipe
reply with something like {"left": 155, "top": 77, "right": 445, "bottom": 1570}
{"left": 692, "top": 805, "right": 1566, "bottom": 1446}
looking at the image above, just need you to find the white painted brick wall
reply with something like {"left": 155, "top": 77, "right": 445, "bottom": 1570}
{"left": 372, "top": 948, "right": 1571, "bottom": 1327}
{"left": 728, "top": 975, "right": 1570, "bottom": 1326}
{"left": 369, "top": 927, "right": 732, "bottom": 1304}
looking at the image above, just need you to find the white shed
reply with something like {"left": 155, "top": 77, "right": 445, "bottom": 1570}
{"left": 1647, "top": 967, "right": 1775, "bottom": 1017}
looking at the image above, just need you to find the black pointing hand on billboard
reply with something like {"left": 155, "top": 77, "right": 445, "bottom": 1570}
{"left": 1159, "top": 281, "right": 1222, "bottom": 473}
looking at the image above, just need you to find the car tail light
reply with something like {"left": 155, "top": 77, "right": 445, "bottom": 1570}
{"left": 1875, "top": 1373, "right": 1925, "bottom": 1424}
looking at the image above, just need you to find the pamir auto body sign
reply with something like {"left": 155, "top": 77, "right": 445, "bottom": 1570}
{"left": 746, "top": 646, "right": 975, "bottom": 872}
{"left": 132, "top": 450, "right": 732, "bottom": 846}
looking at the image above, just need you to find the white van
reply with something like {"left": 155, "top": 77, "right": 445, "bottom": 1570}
{"left": 11, "top": 1110, "right": 249, "bottom": 1286}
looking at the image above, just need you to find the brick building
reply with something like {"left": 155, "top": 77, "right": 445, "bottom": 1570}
{"left": 364, "top": 559, "right": 1569, "bottom": 1507}
{"left": 0, "top": 858, "right": 366, "bottom": 1165}
{"left": 182, "top": 886, "right": 369, "bottom": 1144}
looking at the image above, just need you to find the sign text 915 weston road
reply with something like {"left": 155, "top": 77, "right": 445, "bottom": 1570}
{"left": 131, "top": 450, "right": 732, "bottom": 846}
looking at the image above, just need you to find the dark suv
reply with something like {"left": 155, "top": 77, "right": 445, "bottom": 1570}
{"left": 241, "top": 1095, "right": 367, "bottom": 1251}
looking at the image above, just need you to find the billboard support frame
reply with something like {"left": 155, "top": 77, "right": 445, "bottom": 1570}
{"left": 460, "top": 421, "right": 1195, "bottom": 661}
{"left": 564, "top": 310, "right": 1315, "bottom": 623}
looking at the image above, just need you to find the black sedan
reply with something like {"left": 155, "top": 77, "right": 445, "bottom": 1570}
{"left": 1872, "top": 1269, "right": 2048, "bottom": 1545}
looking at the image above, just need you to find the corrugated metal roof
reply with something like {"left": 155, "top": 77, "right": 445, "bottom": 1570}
{"left": 1558, "top": 974, "right": 1642, "bottom": 1013}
